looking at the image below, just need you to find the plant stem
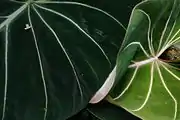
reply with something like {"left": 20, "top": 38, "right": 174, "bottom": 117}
{"left": 128, "top": 57, "right": 158, "bottom": 68}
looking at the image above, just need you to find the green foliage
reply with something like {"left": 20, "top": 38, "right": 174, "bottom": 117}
{"left": 4, "top": 0, "right": 177, "bottom": 120}
{"left": 0, "top": 0, "right": 125, "bottom": 119}
{"left": 108, "top": 0, "right": 180, "bottom": 120}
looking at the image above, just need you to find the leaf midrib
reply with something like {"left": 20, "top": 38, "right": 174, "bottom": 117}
{"left": 0, "top": 1, "right": 30, "bottom": 31}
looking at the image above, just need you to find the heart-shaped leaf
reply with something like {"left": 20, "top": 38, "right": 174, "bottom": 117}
{"left": 108, "top": 0, "right": 180, "bottom": 120}
{"left": 0, "top": 0, "right": 125, "bottom": 119}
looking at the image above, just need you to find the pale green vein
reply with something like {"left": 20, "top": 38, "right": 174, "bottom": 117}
{"left": 28, "top": 6, "right": 48, "bottom": 120}
{"left": 113, "top": 67, "right": 139, "bottom": 100}
{"left": 157, "top": 20, "right": 177, "bottom": 57}
{"left": 137, "top": 9, "right": 154, "bottom": 56}
{"left": 132, "top": 62, "right": 154, "bottom": 111}
{"left": 9, "top": 0, "right": 25, "bottom": 4}
{"left": 129, "top": 57, "right": 157, "bottom": 68}
{"left": 32, "top": 5, "right": 84, "bottom": 102}
{"left": 123, "top": 42, "right": 150, "bottom": 58}
{"left": 0, "top": 1, "right": 29, "bottom": 31}
{"left": 0, "top": 16, "right": 8, "bottom": 19}
{"left": 162, "top": 20, "right": 176, "bottom": 49}
{"left": 120, "top": 0, "right": 150, "bottom": 51}
{"left": 77, "top": 48, "right": 99, "bottom": 81}
{"left": 35, "top": 1, "right": 126, "bottom": 30}
{"left": 168, "top": 28, "right": 180, "bottom": 45}
{"left": 170, "top": 37, "right": 180, "bottom": 45}
{"left": 87, "top": 109, "right": 104, "bottom": 120}
{"left": 156, "top": 61, "right": 177, "bottom": 120}
{"left": 2, "top": 25, "right": 9, "bottom": 120}
{"left": 34, "top": 4, "right": 111, "bottom": 67}
{"left": 157, "top": 0, "right": 175, "bottom": 52}
{"left": 160, "top": 62, "right": 180, "bottom": 81}
{"left": 85, "top": 60, "right": 99, "bottom": 81}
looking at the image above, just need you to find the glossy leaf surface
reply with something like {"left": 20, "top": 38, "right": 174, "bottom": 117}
{"left": 0, "top": 0, "right": 125, "bottom": 119}
{"left": 88, "top": 101, "right": 140, "bottom": 120}
{"left": 109, "top": 0, "right": 180, "bottom": 120}
{"left": 68, "top": 101, "right": 140, "bottom": 120}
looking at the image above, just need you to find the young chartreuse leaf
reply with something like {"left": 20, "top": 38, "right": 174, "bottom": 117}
{"left": 107, "top": 0, "right": 180, "bottom": 120}
{"left": 0, "top": 0, "right": 125, "bottom": 120}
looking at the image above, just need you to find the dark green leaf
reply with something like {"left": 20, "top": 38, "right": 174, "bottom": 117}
{"left": 88, "top": 101, "right": 140, "bottom": 120}
{"left": 0, "top": 0, "right": 125, "bottom": 119}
